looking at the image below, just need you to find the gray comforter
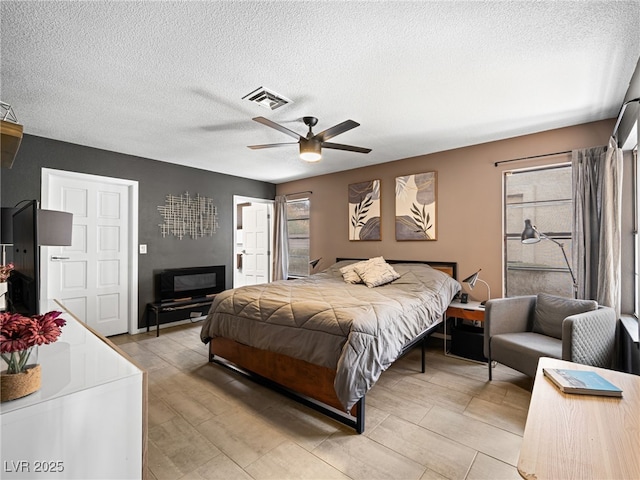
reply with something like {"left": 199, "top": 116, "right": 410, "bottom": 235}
{"left": 200, "top": 261, "right": 460, "bottom": 410}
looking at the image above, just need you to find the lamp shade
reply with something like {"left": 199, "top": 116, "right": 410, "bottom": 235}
{"left": 521, "top": 219, "right": 540, "bottom": 244}
{"left": 299, "top": 139, "right": 322, "bottom": 162}
{"left": 462, "top": 269, "right": 480, "bottom": 287}
{"left": 309, "top": 257, "right": 322, "bottom": 269}
{"left": 461, "top": 268, "right": 491, "bottom": 305}
{"left": 1, "top": 207, "right": 16, "bottom": 244}
{"left": 38, "top": 209, "right": 73, "bottom": 246}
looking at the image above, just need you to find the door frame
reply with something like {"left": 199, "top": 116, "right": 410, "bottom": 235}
{"left": 40, "top": 168, "right": 139, "bottom": 334}
{"left": 233, "top": 195, "right": 274, "bottom": 288}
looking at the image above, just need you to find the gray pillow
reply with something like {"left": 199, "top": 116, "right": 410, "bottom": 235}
{"left": 352, "top": 256, "right": 400, "bottom": 288}
{"left": 533, "top": 293, "right": 597, "bottom": 339}
{"left": 340, "top": 260, "right": 367, "bottom": 284}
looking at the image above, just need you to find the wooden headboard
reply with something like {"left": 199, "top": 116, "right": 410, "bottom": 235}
{"left": 335, "top": 258, "right": 458, "bottom": 280}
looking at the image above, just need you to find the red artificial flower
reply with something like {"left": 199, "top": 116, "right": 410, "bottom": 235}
{"left": 0, "top": 263, "right": 14, "bottom": 282}
{"left": 0, "top": 337, "right": 28, "bottom": 354}
{"left": 0, "top": 313, "right": 33, "bottom": 353}
{"left": 27, "top": 318, "right": 63, "bottom": 346}
{"left": 41, "top": 310, "right": 66, "bottom": 328}
{"left": 0, "top": 311, "right": 65, "bottom": 353}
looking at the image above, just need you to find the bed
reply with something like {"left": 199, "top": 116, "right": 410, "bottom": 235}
{"left": 200, "top": 258, "right": 460, "bottom": 433}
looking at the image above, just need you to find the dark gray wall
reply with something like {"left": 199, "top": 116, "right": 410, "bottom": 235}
{"left": 1, "top": 135, "right": 275, "bottom": 329}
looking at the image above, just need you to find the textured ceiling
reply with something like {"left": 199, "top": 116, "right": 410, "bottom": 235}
{"left": 2, "top": 1, "right": 639, "bottom": 183}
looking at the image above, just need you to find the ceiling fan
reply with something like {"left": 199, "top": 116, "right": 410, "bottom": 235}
{"left": 248, "top": 116, "right": 371, "bottom": 162}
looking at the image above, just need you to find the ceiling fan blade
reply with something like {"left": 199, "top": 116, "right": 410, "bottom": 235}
{"left": 248, "top": 142, "right": 298, "bottom": 150}
{"left": 315, "top": 120, "right": 360, "bottom": 142}
{"left": 322, "top": 142, "right": 372, "bottom": 154}
{"left": 252, "top": 117, "right": 301, "bottom": 140}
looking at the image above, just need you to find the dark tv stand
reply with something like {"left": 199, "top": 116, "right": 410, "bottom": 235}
{"left": 149, "top": 265, "right": 225, "bottom": 337}
{"left": 146, "top": 296, "right": 216, "bottom": 337}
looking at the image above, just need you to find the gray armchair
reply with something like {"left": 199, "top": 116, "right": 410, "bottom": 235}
{"left": 483, "top": 293, "right": 617, "bottom": 380}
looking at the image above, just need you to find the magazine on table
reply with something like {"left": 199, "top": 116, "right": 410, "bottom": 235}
{"left": 543, "top": 368, "right": 622, "bottom": 397}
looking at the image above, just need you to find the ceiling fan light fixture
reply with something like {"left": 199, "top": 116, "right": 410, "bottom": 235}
{"left": 300, "top": 152, "right": 321, "bottom": 162}
{"left": 299, "top": 140, "right": 321, "bottom": 162}
{"left": 248, "top": 116, "right": 370, "bottom": 160}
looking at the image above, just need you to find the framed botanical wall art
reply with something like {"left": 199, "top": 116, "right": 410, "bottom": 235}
{"left": 395, "top": 172, "right": 437, "bottom": 240}
{"left": 348, "top": 179, "right": 381, "bottom": 241}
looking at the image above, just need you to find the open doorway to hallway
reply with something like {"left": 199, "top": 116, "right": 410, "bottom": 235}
{"left": 233, "top": 196, "right": 274, "bottom": 288}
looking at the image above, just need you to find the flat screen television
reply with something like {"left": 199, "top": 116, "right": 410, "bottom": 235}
{"left": 7, "top": 200, "right": 39, "bottom": 315}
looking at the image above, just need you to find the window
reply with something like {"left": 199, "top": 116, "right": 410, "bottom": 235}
{"left": 286, "top": 198, "right": 310, "bottom": 277}
{"left": 504, "top": 164, "right": 573, "bottom": 297}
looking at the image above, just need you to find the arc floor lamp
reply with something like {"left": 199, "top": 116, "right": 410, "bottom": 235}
{"left": 521, "top": 219, "right": 577, "bottom": 298}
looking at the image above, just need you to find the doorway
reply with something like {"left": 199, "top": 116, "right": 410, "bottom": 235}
{"left": 233, "top": 196, "right": 274, "bottom": 288}
{"left": 41, "top": 168, "right": 139, "bottom": 335}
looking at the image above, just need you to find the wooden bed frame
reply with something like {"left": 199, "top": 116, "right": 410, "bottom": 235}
{"left": 208, "top": 259, "right": 458, "bottom": 433}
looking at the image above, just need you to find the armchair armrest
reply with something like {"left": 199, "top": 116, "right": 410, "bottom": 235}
{"left": 484, "top": 296, "right": 536, "bottom": 358}
{"left": 562, "top": 306, "right": 617, "bottom": 368}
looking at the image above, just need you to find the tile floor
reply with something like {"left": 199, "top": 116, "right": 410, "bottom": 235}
{"left": 111, "top": 322, "right": 533, "bottom": 480}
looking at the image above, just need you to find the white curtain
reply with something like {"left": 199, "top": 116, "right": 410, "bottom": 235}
{"left": 272, "top": 195, "right": 289, "bottom": 281}
{"left": 572, "top": 137, "right": 623, "bottom": 315}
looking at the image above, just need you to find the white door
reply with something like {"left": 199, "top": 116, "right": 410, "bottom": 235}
{"left": 41, "top": 170, "right": 137, "bottom": 336}
{"left": 240, "top": 203, "right": 271, "bottom": 286}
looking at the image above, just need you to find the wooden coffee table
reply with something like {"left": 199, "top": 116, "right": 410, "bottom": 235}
{"left": 518, "top": 357, "right": 640, "bottom": 479}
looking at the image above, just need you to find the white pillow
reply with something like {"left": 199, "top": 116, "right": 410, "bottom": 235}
{"left": 339, "top": 261, "right": 367, "bottom": 284}
{"left": 352, "top": 257, "right": 400, "bottom": 288}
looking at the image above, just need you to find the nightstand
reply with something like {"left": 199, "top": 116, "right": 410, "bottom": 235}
{"left": 445, "top": 300, "right": 486, "bottom": 362}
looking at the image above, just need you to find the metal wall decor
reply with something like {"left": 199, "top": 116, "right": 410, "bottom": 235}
{"left": 158, "top": 192, "right": 218, "bottom": 239}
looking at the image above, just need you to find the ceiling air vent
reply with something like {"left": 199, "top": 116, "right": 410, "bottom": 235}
{"left": 242, "top": 87, "right": 292, "bottom": 110}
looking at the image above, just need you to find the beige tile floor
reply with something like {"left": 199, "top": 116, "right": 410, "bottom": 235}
{"left": 111, "top": 322, "right": 533, "bottom": 480}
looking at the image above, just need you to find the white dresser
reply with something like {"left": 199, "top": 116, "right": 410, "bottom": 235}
{"left": 1, "top": 315, "right": 146, "bottom": 479}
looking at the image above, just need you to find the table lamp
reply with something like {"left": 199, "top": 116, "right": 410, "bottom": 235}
{"left": 462, "top": 269, "right": 491, "bottom": 306}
